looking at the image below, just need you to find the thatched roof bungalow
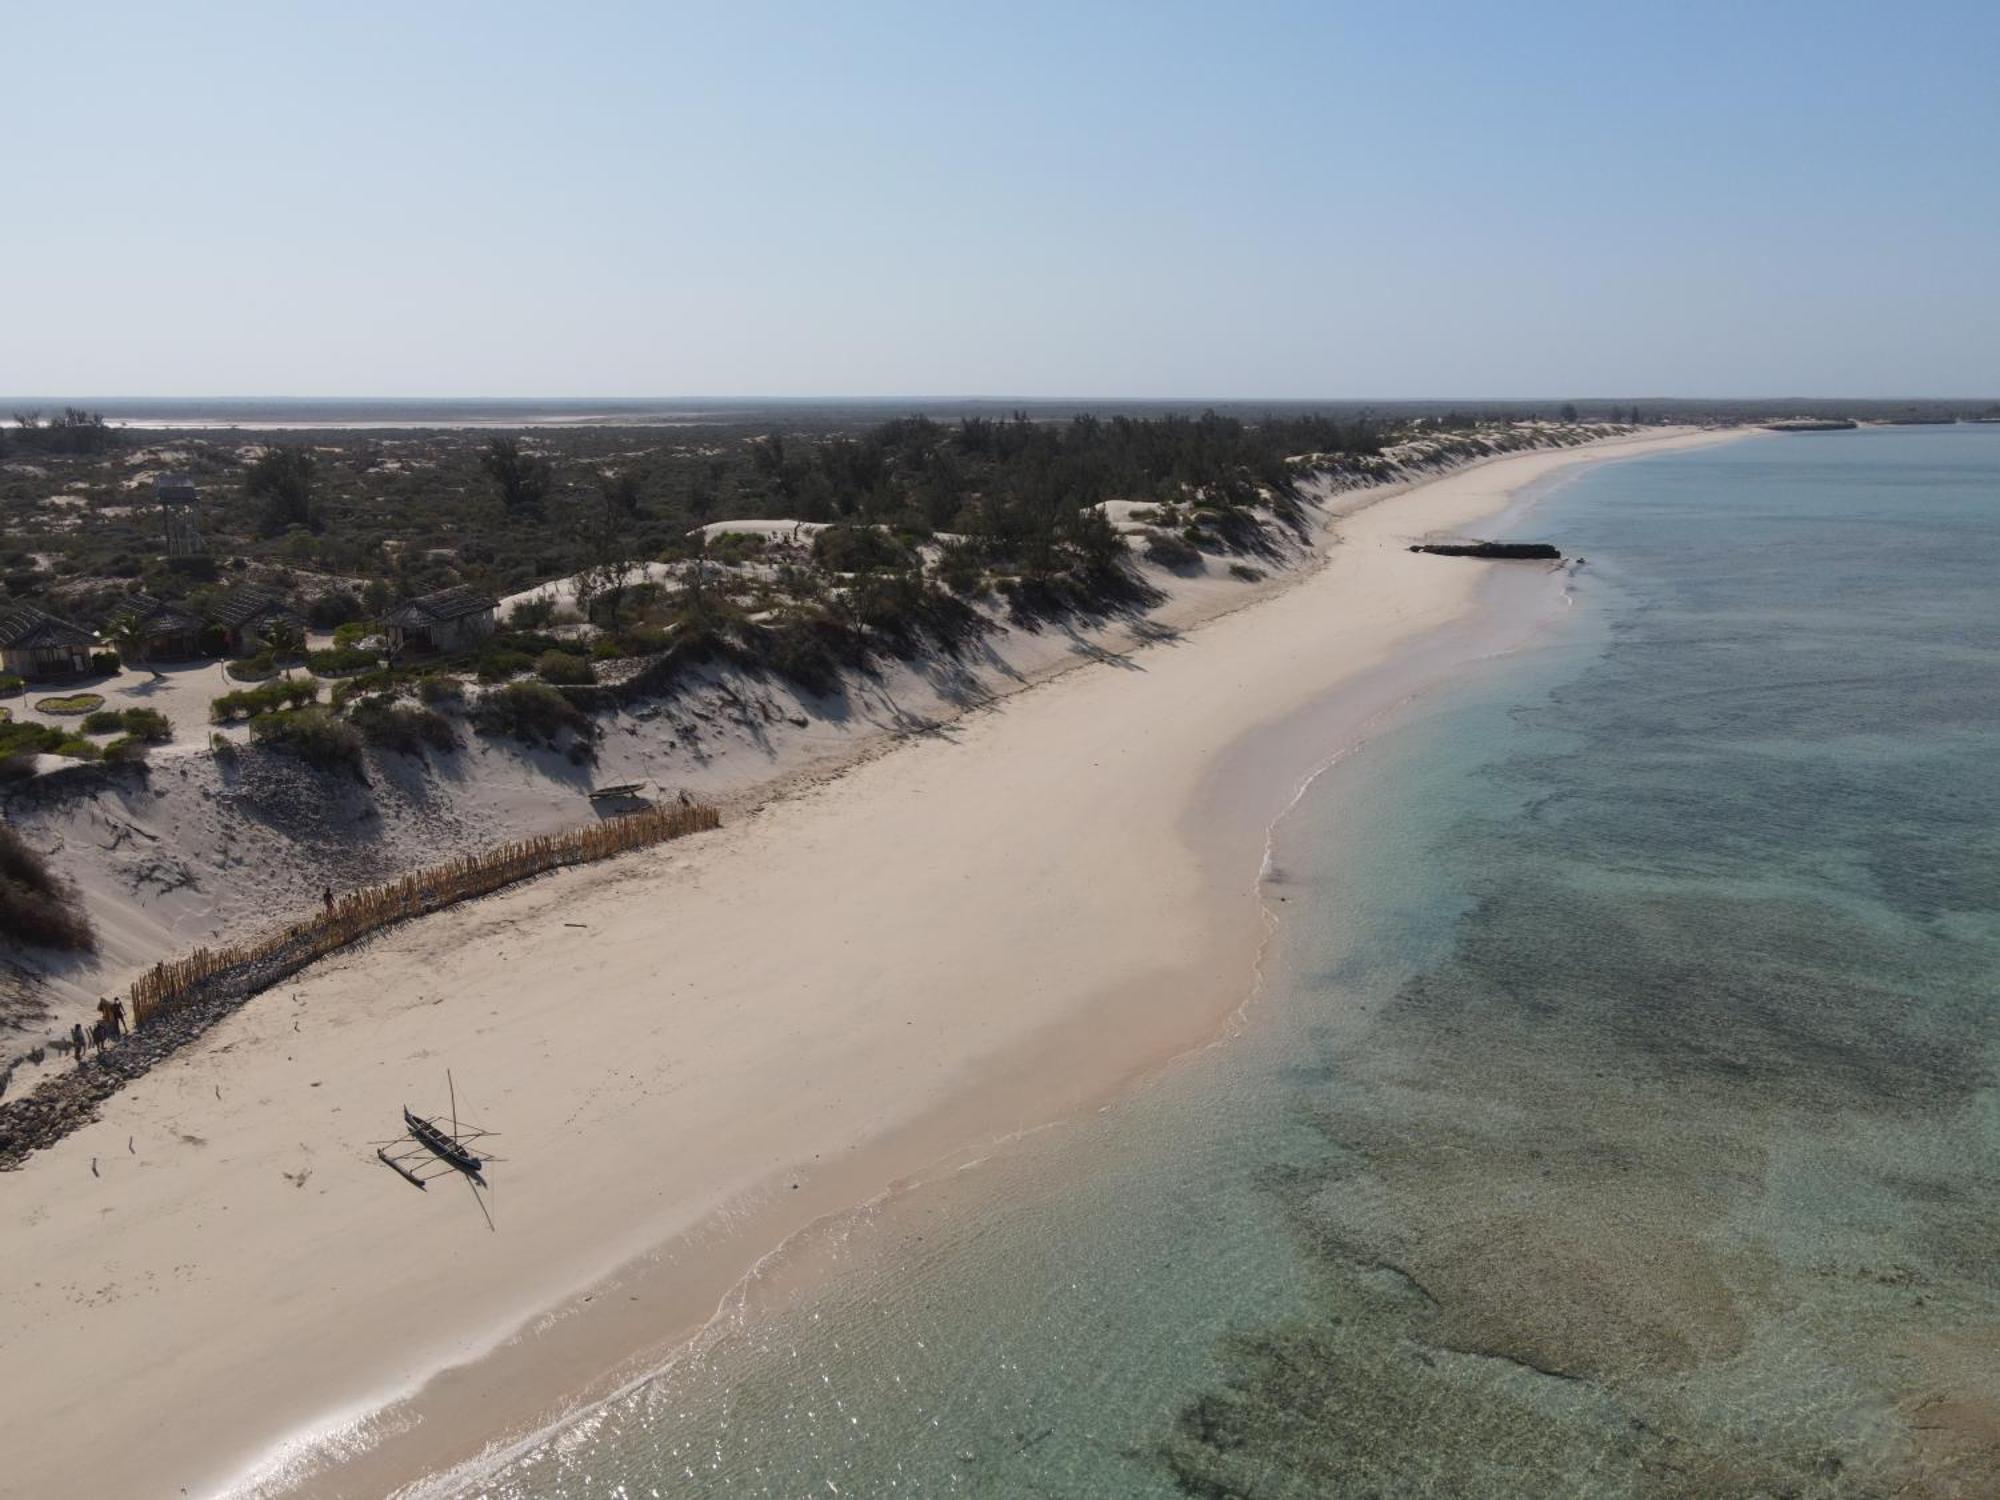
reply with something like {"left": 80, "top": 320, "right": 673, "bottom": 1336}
{"left": 105, "top": 592, "right": 207, "bottom": 662}
{"left": 0, "top": 605, "right": 96, "bottom": 680}
{"left": 388, "top": 585, "right": 497, "bottom": 654}
{"left": 207, "top": 588, "right": 305, "bottom": 656}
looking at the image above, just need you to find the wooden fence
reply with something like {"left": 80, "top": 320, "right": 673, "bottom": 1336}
{"left": 130, "top": 802, "right": 720, "bottom": 1027}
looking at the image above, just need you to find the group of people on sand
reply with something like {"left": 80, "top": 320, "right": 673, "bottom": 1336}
{"left": 70, "top": 997, "right": 128, "bottom": 1066}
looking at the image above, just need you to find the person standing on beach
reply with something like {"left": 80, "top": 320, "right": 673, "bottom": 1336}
{"left": 97, "top": 997, "right": 121, "bottom": 1041}
{"left": 71, "top": 1022, "right": 88, "bottom": 1066}
{"left": 111, "top": 997, "right": 127, "bottom": 1037}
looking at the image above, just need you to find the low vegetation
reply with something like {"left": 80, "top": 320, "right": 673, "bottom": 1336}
{"left": 0, "top": 821, "right": 95, "bottom": 950}
{"left": 0, "top": 401, "right": 1758, "bottom": 786}
{"left": 0, "top": 719, "right": 97, "bottom": 769}
{"left": 347, "top": 697, "right": 458, "bottom": 756}
{"left": 211, "top": 679, "right": 318, "bottom": 722}
{"left": 534, "top": 649, "right": 594, "bottom": 685}
{"left": 246, "top": 706, "right": 364, "bottom": 774}
{"left": 306, "top": 645, "right": 379, "bottom": 675}
{"left": 470, "top": 680, "right": 594, "bottom": 749}
{"left": 81, "top": 707, "right": 171, "bottom": 741}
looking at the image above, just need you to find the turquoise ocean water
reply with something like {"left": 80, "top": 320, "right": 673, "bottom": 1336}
{"left": 450, "top": 428, "right": 2000, "bottom": 1499}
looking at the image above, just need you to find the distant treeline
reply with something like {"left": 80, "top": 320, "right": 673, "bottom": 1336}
{"left": 4, "top": 397, "right": 1997, "bottom": 632}
{"left": 2, "top": 408, "right": 116, "bottom": 458}
{"left": 744, "top": 408, "right": 1379, "bottom": 528}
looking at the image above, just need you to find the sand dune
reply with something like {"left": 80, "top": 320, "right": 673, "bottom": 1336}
{"left": 0, "top": 429, "right": 1734, "bottom": 1500}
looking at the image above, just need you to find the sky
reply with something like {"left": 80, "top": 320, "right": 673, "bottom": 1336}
{"left": 2, "top": 1, "right": 1995, "bottom": 399}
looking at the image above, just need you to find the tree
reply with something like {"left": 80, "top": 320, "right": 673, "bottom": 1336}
{"left": 246, "top": 445, "right": 317, "bottom": 535}
{"left": 107, "top": 615, "right": 163, "bottom": 682}
{"left": 482, "top": 437, "right": 553, "bottom": 516}
{"left": 574, "top": 469, "right": 644, "bottom": 627}
{"left": 11, "top": 407, "right": 113, "bottom": 456}
{"left": 599, "top": 467, "right": 643, "bottom": 520}
{"left": 263, "top": 617, "right": 305, "bottom": 665}
{"left": 1560, "top": 402, "right": 1579, "bottom": 423}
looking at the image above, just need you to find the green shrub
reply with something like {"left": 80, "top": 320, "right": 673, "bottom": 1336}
{"left": 349, "top": 697, "right": 459, "bottom": 755}
{"left": 471, "top": 681, "right": 593, "bottom": 746}
{"left": 1145, "top": 532, "right": 1202, "bottom": 569}
{"left": 329, "top": 668, "right": 400, "bottom": 707}
{"left": 248, "top": 707, "right": 364, "bottom": 774}
{"left": 0, "top": 674, "right": 22, "bottom": 697}
{"left": 704, "top": 531, "right": 768, "bottom": 566}
{"left": 35, "top": 693, "right": 105, "bottom": 716}
{"left": 211, "top": 678, "right": 318, "bottom": 722}
{"left": 226, "top": 653, "right": 277, "bottom": 682}
{"left": 755, "top": 611, "right": 867, "bottom": 696}
{"left": 476, "top": 649, "right": 535, "bottom": 683}
{"left": 506, "top": 598, "right": 557, "bottom": 630}
{"left": 613, "top": 627, "right": 672, "bottom": 657}
{"left": 844, "top": 571, "right": 983, "bottom": 655}
{"left": 813, "top": 524, "right": 915, "bottom": 574}
{"left": 89, "top": 651, "right": 120, "bottom": 675}
{"left": 0, "top": 721, "right": 70, "bottom": 760}
{"left": 415, "top": 674, "right": 464, "bottom": 705}
{"left": 331, "top": 620, "right": 379, "bottom": 648}
{"left": 934, "top": 541, "right": 986, "bottom": 597}
{"left": 306, "top": 590, "right": 362, "bottom": 629}
{"left": 86, "top": 704, "right": 172, "bottom": 739}
{"left": 103, "top": 734, "right": 151, "bottom": 764}
{"left": 306, "top": 645, "right": 379, "bottom": 675}
{"left": 1228, "top": 562, "right": 1265, "bottom": 582}
{"left": 535, "top": 650, "right": 594, "bottom": 685}
{"left": 0, "top": 821, "right": 94, "bottom": 951}
{"left": 493, "top": 630, "right": 569, "bottom": 656}
{"left": 53, "top": 736, "right": 101, "bottom": 760}
{"left": 121, "top": 708, "right": 172, "bottom": 743}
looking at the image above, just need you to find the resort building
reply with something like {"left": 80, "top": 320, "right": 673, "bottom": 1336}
{"left": 0, "top": 604, "right": 97, "bottom": 680}
{"left": 387, "top": 585, "right": 498, "bottom": 654}
{"left": 208, "top": 588, "right": 307, "bottom": 656}
{"left": 104, "top": 592, "right": 208, "bottom": 662}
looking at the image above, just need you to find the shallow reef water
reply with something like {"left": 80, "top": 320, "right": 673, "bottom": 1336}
{"left": 450, "top": 428, "right": 2000, "bottom": 1500}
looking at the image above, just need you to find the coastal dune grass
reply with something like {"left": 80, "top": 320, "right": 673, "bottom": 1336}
{"left": 130, "top": 802, "right": 720, "bottom": 1026}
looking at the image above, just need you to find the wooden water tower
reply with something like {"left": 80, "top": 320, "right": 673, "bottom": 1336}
{"left": 155, "top": 474, "right": 206, "bottom": 557}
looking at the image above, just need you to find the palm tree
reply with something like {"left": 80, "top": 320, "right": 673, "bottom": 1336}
{"left": 263, "top": 618, "right": 304, "bottom": 668}
{"left": 107, "top": 617, "right": 162, "bottom": 682}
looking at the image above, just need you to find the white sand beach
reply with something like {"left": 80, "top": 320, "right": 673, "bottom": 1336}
{"left": 0, "top": 429, "right": 1735, "bottom": 1500}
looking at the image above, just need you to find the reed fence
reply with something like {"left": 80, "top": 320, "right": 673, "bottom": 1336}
{"left": 130, "top": 802, "right": 720, "bottom": 1027}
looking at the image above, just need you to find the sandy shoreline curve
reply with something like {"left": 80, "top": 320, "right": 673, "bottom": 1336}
{"left": 0, "top": 428, "right": 1738, "bottom": 1500}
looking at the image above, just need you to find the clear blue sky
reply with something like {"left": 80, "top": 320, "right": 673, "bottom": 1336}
{"left": 4, "top": 1, "right": 1994, "bottom": 398}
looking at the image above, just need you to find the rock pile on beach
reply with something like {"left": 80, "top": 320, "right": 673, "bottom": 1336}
{"left": 0, "top": 964, "right": 272, "bottom": 1169}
